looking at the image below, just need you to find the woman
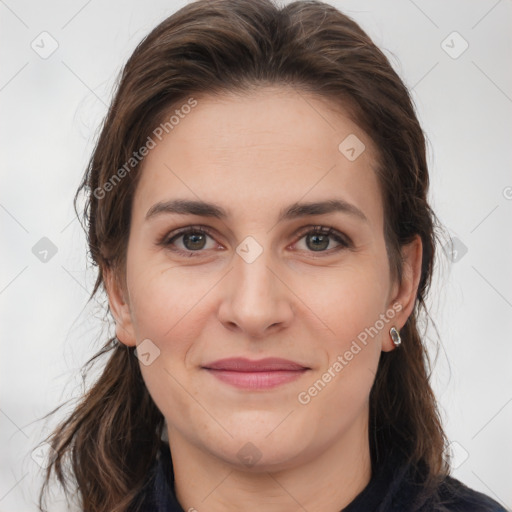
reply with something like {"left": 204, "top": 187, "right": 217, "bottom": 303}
{"left": 38, "top": 0, "right": 506, "bottom": 511}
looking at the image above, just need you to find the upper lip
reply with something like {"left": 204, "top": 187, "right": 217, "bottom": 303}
{"left": 202, "top": 357, "right": 309, "bottom": 372}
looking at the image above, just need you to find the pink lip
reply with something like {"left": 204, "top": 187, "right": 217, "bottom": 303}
{"left": 202, "top": 357, "right": 310, "bottom": 390}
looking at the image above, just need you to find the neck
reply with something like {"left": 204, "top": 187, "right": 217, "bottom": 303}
{"left": 167, "top": 410, "right": 372, "bottom": 512}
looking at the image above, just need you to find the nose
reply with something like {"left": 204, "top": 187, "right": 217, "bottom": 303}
{"left": 217, "top": 242, "right": 294, "bottom": 339}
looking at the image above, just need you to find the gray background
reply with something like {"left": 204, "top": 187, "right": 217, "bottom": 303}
{"left": 1, "top": 0, "right": 511, "bottom": 510}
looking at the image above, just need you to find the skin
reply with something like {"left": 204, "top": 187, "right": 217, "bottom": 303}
{"left": 105, "top": 86, "right": 422, "bottom": 512}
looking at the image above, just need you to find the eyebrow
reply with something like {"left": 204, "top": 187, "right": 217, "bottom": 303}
{"left": 145, "top": 198, "right": 368, "bottom": 223}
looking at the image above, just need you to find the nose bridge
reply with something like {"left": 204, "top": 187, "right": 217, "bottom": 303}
{"left": 218, "top": 234, "right": 292, "bottom": 336}
{"left": 233, "top": 235, "right": 275, "bottom": 306}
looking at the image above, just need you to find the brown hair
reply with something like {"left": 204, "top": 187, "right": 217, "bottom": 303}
{"left": 38, "top": 0, "right": 450, "bottom": 510}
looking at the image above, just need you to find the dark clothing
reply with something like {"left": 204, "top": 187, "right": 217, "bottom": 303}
{"left": 131, "top": 441, "right": 507, "bottom": 511}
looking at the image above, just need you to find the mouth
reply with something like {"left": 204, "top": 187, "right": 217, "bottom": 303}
{"left": 202, "top": 357, "right": 310, "bottom": 390}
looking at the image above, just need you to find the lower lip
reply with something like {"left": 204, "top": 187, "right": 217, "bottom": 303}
{"left": 204, "top": 369, "right": 308, "bottom": 389}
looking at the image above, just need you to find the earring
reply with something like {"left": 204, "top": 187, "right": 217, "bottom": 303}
{"left": 390, "top": 326, "right": 401, "bottom": 347}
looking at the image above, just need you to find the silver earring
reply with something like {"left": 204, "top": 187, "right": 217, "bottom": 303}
{"left": 390, "top": 326, "right": 401, "bottom": 347}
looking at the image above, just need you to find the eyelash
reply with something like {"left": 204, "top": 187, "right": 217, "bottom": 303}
{"left": 159, "top": 224, "right": 352, "bottom": 258}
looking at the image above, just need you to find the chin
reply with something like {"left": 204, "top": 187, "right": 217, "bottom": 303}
{"left": 203, "top": 428, "right": 313, "bottom": 472}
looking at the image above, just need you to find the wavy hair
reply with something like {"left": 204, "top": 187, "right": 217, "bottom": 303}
{"left": 38, "top": 0, "right": 450, "bottom": 510}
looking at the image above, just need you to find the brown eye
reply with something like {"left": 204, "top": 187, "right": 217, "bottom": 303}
{"left": 306, "top": 232, "right": 330, "bottom": 251}
{"left": 181, "top": 231, "right": 208, "bottom": 251}
{"left": 159, "top": 224, "right": 351, "bottom": 258}
{"left": 294, "top": 226, "right": 350, "bottom": 254}
{"left": 162, "top": 226, "right": 217, "bottom": 257}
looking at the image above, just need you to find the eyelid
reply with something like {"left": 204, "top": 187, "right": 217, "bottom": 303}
{"left": 159, "top": 225, "right": 219, "bottom": 251}
{"left": 293, "top": 225, "right": 351, "bottom": 247}
{"left": 158, "top": 223, "right": 352, "bottom": 256}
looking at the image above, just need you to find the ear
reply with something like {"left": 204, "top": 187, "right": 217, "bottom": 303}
{"left": 103, "top": 266, "right": 137, "bottom": 347}
{"left": 382, "top": 234, "right": 423, "bottom": 352}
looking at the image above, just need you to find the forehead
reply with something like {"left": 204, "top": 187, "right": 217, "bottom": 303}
{"left": 132, "top": 87, "right": 383, "bottom": 230}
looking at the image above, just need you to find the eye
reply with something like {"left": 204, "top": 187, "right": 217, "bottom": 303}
{"left": 161, "top": 225, "right": 218, "bottom": 257}
{"left": 293, "top": 225, "right": 351, "bottom": 255}
{"left": 159, "top": 224, "right": 351, "bottom": 258}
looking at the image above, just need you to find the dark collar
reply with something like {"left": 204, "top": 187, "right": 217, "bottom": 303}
{"left": 133, "top": 441, "right": 507, "bottom": 512}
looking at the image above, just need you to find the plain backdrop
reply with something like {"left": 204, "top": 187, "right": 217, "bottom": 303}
{"left": 1, "top": 0, "right": 511, "bottom": 510}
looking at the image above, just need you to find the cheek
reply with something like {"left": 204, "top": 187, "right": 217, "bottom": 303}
{"left": 126, "top": 263, "right": 213, "bottom": 424}
{"left": 296, "top": 256, "right": 390, "bottom": 345}
{"left": 126, "top": 253, "right": 216, "bottom": 342}
{"left": 294, "top": 267, "right": 385, "bottom": 418}
{"left": 296, "top": 257, "right": 388, "bottom": 397}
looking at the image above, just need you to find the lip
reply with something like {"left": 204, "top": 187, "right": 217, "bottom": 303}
{"left": 202, "top": 357, "right": 310, "bottom": 390}
{"left": 203, "top": 357, "right": 308, "bottom": 371}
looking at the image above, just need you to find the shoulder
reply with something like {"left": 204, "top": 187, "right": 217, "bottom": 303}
{"left": 423, "top": 475, "right": 508, "bottom": 512}
{"left": 385, "top": 455, "right": 507, "bottom": 512}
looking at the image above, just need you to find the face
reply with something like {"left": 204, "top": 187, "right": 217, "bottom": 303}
{"left": 107, "top": 86, "right": 420, "bottom": 472}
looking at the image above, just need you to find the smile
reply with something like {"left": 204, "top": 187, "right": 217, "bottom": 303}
{"left": 202, "top": 357, "right": 310, "bottom": 390}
